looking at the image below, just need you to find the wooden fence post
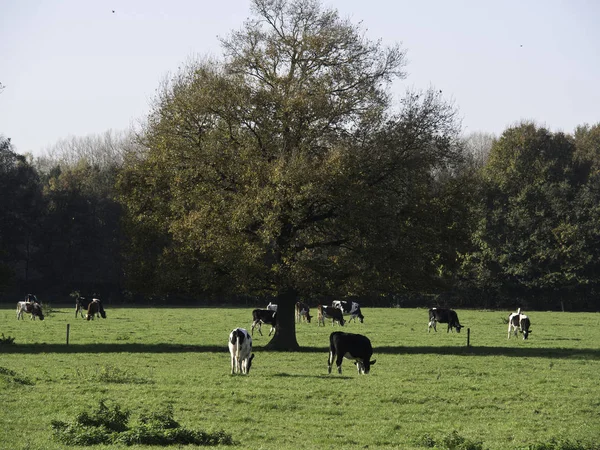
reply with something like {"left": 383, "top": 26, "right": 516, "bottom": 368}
{"left": 66, "top": 324, "right": 70, "bottom": 345}
{"left": 467, "top": 328, "right": 470, "bottom": 347}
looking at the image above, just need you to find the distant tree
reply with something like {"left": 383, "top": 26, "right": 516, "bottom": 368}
{"left": 462, "top": 122, "right": 598, "bottom": 308}
{"left": 0, "top": 136, "right": 44, "bottom": 292}
{"left": 118, "top": 0, "right": 461, "bottom": 349}
{"left": 463, "top": 131, "right": 495, "bottom": 169}
{"left": 36, "top": 129, "right": 131, "bottom": 173}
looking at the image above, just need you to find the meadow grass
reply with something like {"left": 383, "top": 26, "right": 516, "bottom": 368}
{"left": 0, "top": 305, "right": 599, "bottom": 450}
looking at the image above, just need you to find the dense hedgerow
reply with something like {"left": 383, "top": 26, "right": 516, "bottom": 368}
{"left": 51, "top": 399, "right": 236, "bottom": 446}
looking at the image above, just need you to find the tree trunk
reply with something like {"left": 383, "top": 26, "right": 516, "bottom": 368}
{"left": 264, "top": 288, "right": 300, "bottom": 351}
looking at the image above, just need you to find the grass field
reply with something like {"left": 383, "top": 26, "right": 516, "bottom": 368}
{"left": 1, "top": 305, "right": 599, "bottom": 450}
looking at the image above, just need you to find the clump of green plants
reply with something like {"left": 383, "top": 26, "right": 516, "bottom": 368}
{"left": 0, "top": 366, "right": 33, "bottom": 385}
{"left": 418, "top": 430, "right": 485, "bottom": 450}
{"left": 51, "top": 399, "right": 236, "bottom": 446}
{"left": 41, "top": 302, "right": 54, "bottom": 318}
{"left": 0, "top": 333, "right": 15, "bottom": 344}
{"left": 74, "top": 365, "right": 154, "bottom": 385}
{"left": 520, "top": 438, "right": 599, "bottom": 450}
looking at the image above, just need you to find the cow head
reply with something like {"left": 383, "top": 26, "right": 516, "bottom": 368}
{"left": 455, "top": 324, "right": 463, "bottom": 333}
{"left": 32, "top": 304, "right": 44, "bottom": 321}
{"left": 354, "top": 359, "right": 376, "bottom": 374}
{"left": 305, "top": 312, "right": 312, "bottom": 323}
{"left": 339, "top": 317, "right": 346, "bottom": 326}
{"left": 520, "top": 316, "right": 531, "bottom": 339}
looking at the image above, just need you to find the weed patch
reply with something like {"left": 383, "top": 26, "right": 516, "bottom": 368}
{"left": 0, "top": 333, "right": 15, "bottom": 344}
{"left": 520, "top": 438, "right": 600, "bottom": 450}
{"left": 418, "top": 430, "right": 485, "bottom": 450}
{"left": 0, "top": 366, "right": 34, "bottom": 386}
{"left": 75, "top": 365, "right": 154, "bottom": 385}
{"left": 51, "top": 399, "right": 236, "bottom": 446}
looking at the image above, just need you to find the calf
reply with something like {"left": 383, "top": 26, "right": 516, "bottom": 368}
{"left": 228, "top": 328, "right": 255, "bottom": 375}
{"left": 295, "top": 301, "right": 312, "bottom": 323}
{"left": 328, "top": 332, "right": 376, "bottom": 375}
{"left": 86, "top": 299, "right": 107, "bottom": 320}
{"left": 16, "top": 301, "right": 44, "bottom": 321}
{"left": 332, "top": 300, "right": 364, "bottom": 323}
{"left": 317, "top": 305, "right": 345, "bottom": 327}
{"left": 508, "top": 309, "right": 532, "bottom": 340}
{"left": 266, "top": 302, "right": 278, "bottom": 312}
{"left": 428, "top": 308, "right": 463, "bottom": 333}
{"left": 251, "top": 309, "right": 277, "bottom": 336}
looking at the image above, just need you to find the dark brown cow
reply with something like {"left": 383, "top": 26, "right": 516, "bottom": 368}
{"left": 317, "top": 305, "right": 345, "bottom": 327}
{"left": 428, "top": 308, "right": 463, "bottom": 333}
{"left": 251, "top": 309, "right": 277, "bottom": 336}
{"left": 328, "top": 332, "right": 376, "bottom": 375}
{"left": 86, "top": 299, "right": 107, "bottom": 320}
{"left": 295, "top": 302, "right": 312, "bottom": 323}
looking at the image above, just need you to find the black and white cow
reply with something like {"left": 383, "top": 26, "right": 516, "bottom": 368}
{"left": 228, "top": 328, "right": 255, "bottom": 375}
{"left": 16, "top": 301, "right": 44, "bottom": 320}
{"left": 251, "top": 309, "right": 277, "bottom": 336}
{"left": 76, "top": 296, "right": 106, "bottom": 319}
{"left": 428, "top": 307, "right": 463, "bottom": 333}
{"left": 328, "top": 332, "right": 376, "bottom": 375}
{"left": 86, "top": 299, "right": 107, "bottom": 320}
{"left": 317, "top": 305, "right": 345, "bottom": 327}
{"left": 332, "top": 300, "right": 364, "bottom": 323}
{"left": 508, "top": 309, "right": 532, "bottom": 340}
{"left": 295, "top": 301, "right": 312, "bottom": 323}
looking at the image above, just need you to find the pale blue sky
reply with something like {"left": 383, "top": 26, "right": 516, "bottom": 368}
{"left": 1, "top": 0, "right": 599, "bottom": 157}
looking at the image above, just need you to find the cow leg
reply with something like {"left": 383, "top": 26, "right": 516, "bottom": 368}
{"left": 335, "top": 354, "right": 344, "bottom": 374}
{"left": 327, "top": 350, "right": 335, "bottom": 374}
{"left": 268, "top": 325, "right": 275, "bottom": 336}
{"left": 428, "top": 319, "right": 437, "bottom": 332}
{"left": 251, "top": 320, "right": 263, "bottom": 336}
{"left": 231, "top": 354, "right": 236, "bottom": 375}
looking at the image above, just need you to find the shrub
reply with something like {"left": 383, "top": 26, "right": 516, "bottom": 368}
{"left": 418, "top": 430, "right": 485, "bottom": 450}
{"left": 521, "top": 438, "right": 599, "bottom": 450}
{"left": 52, "top": 399, "right": 236, "bottom": 446}
{"left": 0, "top": 333, "right": 15, "bottom": 345}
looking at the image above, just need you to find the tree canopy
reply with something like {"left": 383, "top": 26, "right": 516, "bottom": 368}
{"left": 117, "top": 0, "right": 462, "bottom": 348}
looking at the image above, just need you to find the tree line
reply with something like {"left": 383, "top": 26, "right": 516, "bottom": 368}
{"left": 1, "top": 0, "right": 599, "bottom": 333}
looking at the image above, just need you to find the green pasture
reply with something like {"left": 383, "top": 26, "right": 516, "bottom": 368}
{"left": 1, "top": 306, "right": 599, "bottom": 450}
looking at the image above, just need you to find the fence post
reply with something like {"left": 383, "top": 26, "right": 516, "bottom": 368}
{"left": 66, "top": 324, "right": 70, "bottom": 345}
{"left": 467, "top": 328, "right": 470, "bottom": 347}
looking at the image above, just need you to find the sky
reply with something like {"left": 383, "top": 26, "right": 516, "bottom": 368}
{"left": 1, "top": 0, "right": 599, "bottom": 157}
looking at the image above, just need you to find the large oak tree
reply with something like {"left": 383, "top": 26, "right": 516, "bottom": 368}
{"left": 118, "top": 0, "right": 461, "bottom": 349}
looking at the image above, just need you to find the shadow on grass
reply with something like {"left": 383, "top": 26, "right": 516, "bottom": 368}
{"left": 1, "top": 343, "right": 599, "bottom": 359}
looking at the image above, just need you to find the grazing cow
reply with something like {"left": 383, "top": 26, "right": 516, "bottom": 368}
{"left": 16, "top": 301, "right": 44, "bottom": 321}
{"left": 317, "top": 305, "right": 345, "bottom": 327}
{"left": 508, "top": 309, "right": 532, "bottom": 340}
{"left": 295, "top": 301, "right": 312, "bottom": 323}
{"left": 76, "top": 296, "right": 106, "bottom": 319}
{"left": 328, "top": 332, "right": 376, "bottom": 375}
{"left": 266, "top": 302, "right": 278, "bottom": 312}
{"left": 251, "top": 309, "right": 277, "bottom": 336}
{"left": 86, "top": 299, "right": 107, "bottom": 320}
{"left": 332, "top": 300, "right": 364, "bottom": 323}
{"left": 428, "top": 307, "right": 463, "bottom": 333}
{"left": 228, "top": 328, "right": 255, "bottom": 375}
